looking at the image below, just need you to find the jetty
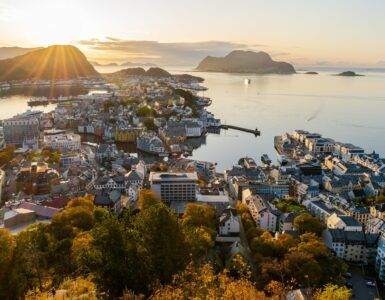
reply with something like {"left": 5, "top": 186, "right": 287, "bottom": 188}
{"left": 220, "top": 124, "right": 261, "bottom": 136}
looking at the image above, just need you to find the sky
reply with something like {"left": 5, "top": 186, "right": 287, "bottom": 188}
{"left": 0, "top": 0, "right": 384, "bottom": 67}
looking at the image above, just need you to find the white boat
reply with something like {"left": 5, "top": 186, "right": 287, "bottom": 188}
{"left": 244, "top": 78, "right": 251, "bottom": 85}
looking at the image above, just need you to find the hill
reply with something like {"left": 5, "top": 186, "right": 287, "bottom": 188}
{"left": 107, "top": 67, "right": 203, "bottom": 83}
{"left": 0, "top": 45, "right": 99, "bottom": 81}
{"left": 0, "top": 46, "right": 42, "bottom": 60}
{"left": 196, "top": 50, "right": 295, "bottom": 74}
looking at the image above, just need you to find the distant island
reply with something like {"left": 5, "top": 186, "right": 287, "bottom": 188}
{"left": 196, "top": 50, "right": 296, "bottom": 74}
{"left": 121, "top": 61, "right": 157, "bottom": 67}
{"left": 90, "top": 61, "right": 118, "bottom": 67}
{"left": 336, "top": 71, "right": 364, "bottom": 77}
{"left": 0, "top": 45, "right": 99, "bottom": 81}
{"left": 305, "top": 71, "right": 318, "bottom": 75}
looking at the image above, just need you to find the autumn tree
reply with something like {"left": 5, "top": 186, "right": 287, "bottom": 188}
{"left": 293, "top": 213, "right": 323, "bottom": 236}
{"left": 0, "top": 229, "right": 15, "bottom": 298}
{"left": 137, "top": 189, "right": 160, "bottom": 210}
{"left": 314, "top": 284, "right": 351, "bottom": 300}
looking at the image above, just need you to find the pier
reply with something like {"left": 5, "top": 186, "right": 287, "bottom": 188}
{"left": 220, "top": 124, "right": 261, "bottom": 136}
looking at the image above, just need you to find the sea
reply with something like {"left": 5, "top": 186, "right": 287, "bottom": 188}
{"left": 1, "top": 65, "right": 385, "bottom": 171}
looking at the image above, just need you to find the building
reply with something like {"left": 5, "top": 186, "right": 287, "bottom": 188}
{"left": 3, "top": 111, "right": 40, "bottom": 146}
{"left": 0, "top": 127, "right": 5, "bottom": 150}
{"left": 327, "top": 213, "right": 363, "bottom": 232}
{"left": 218, "top": 208, "right": 240, "bottom": 236}
{"left": 242, "top": 189, "right": 279, "bottom": 232}
{"left": 149, "top": 172, "right": 198, "bottom": 213}
{"left": 137, "top": 133, "right": 166, "bottom": 155}
{"left": 3, "top": 208, "right": 36, "bottom": 229}
{"left": 303, "top": 199, "right": 341, "bottom": 223}
{"left": 43, "top": 132, "right": 81, "bottom": 152}
{"left": 323, "top": 229, "right": 367, "bottom": 263}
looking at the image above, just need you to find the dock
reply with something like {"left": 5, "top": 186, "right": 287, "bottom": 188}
{"left": 220, "top": 124, "right": 261, "bottom": 136}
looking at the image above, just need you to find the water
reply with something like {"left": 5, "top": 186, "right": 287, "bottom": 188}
{"left": 175, "top": 68, "right": 385, "bottom": 171}
{"left": 2, "top": 67, "right": 385, "bottom": 171}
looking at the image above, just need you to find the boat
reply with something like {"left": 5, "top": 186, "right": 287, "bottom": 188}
{"left": 27, "top": 97, "right": 49, "bottom": 106}
{"left": 261, "top": 154, "right": 272, "bottom": 165}
{"left": 244, "top": 78, "right": 251, "bottom": 85}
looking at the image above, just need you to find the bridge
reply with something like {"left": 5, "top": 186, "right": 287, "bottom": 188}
{"left": 220, "top": 124, "right": 261, "bottom": 136}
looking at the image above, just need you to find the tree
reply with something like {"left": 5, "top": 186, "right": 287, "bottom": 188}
{"left": 9, "top": 224, "right": 50, "bottom": 298}
{"left": 0, "top": 229, "right": 15, "bottom": 298}
{"left": 151, "top": 263, "right": 269, "bottom": 300}
{"left": 314, "top": 284, "right": 351, "bottom": 300}
{"left": 137, "top": 189, "right": 160, "bottom": 210}
{"left": 134, "top": 203, "right": 188, "bottom": 284}
{"left": 84, "top": 214, "right": 152, "bottom": 297}
{"left": 182, "top": 203, "right": 216, "bottom": 230}
{"left": 293, "top": 213, "right": 323, "bottom": 236}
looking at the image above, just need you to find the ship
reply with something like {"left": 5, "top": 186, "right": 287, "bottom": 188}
{"left": 244, "top": 78, "right": 251, "bottom": 85}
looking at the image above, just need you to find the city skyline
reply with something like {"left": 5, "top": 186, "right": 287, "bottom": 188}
{"left": 0, "top": 0, "right": 385, "bottom": 67}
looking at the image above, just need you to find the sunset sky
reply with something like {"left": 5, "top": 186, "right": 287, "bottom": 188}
{"left": 1, "top": 0, "right": 384, "bottom": 66}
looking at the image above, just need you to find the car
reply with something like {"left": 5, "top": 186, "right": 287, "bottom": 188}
{"left": 366, "top": 281, "right": 376, "bottom": 287}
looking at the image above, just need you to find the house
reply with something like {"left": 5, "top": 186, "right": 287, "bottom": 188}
{"left": 218, "top": 208, "right": 240, "bottom": 236}
{"left": 279, "top": 212, "right": 298, "bottom": 232}
{"left": 303, "top": 199, "right": 337, "bottom": 223}
{"left": 94, "top": 190, "right": 122, "bottom": 213}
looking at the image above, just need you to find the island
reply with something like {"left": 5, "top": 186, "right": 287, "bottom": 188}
{"left": 305, "top": 71, "right": 319, "bottom": 75}
{"left": 336, "top": 71, "right": 364, "bottom": 77}
{"left": 196, "top": 50, "right": 296, "bottom": 74}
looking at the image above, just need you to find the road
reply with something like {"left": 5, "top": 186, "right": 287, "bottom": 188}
{"left": 349, "top": 266, "right": 380, "bottom": 300}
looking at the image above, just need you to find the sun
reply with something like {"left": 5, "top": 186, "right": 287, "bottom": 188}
{"left": 17, "top": 1, "right": 96, "bottom": 46}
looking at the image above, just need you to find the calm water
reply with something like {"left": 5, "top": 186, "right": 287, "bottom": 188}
{"left": 2, "top": 67, "right": 385, "bottom": 171}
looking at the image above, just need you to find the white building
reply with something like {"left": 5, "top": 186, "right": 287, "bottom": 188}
{"left": 149, "top": 172, "right": 198, "bottom": 213}
{"left": 219, "top": 208, "right": 240, "bottom": 236}
{"left": 242, "top": 189, "right": 279, "bottom": 232}
{"left": 44, "top": 132, "right": 81, "bottom": 152}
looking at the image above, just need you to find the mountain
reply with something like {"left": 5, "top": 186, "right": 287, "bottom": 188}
{"left": 121, "top": 61, "right": 157, "bottom": 67}
{"left": 0, "top": 46, "right": 42, "bottom": 60}
{"left": 106, "top": 67, "right": 202, "bottom": 83}
{"left": 196, "top": 50, "right": 295, "bottom": 74}
{"left": 0, "top": 45, "right": 99, "bottom": 81}
{"left": 145, "top": 67, "right": 172, "bottom": 77}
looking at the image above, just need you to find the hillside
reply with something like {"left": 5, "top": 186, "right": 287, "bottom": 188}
{"left": 196, "top": 50, "right": 295, "bottom": 74}
{"left": 0, "top": 45, "right": 99, "bottom": 81}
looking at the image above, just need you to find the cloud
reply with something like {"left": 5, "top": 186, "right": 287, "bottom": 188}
{"left": 376, "top": 60, "right": 385, "bottom": 66}
{"left": 78, "top": 38, "right": 256, "bottom": 65}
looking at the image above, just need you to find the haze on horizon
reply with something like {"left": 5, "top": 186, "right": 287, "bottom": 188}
{"left": 0, "top": 0, "right": 384, "bottom": 67}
